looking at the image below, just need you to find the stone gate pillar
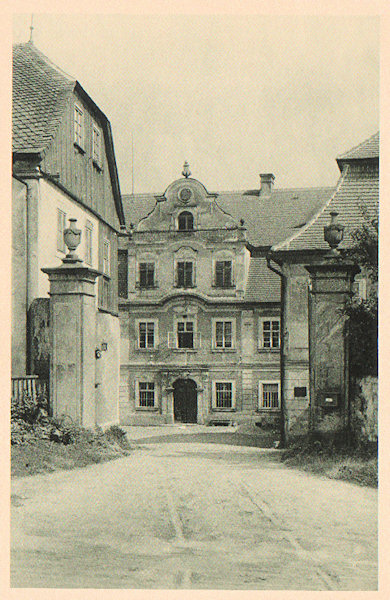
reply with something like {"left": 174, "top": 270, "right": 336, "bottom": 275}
{"left": 305, "top": 213, "right": 359, "bottom": 436}
{"left": 42, "top": 219, "right": 101, "bottom": 427}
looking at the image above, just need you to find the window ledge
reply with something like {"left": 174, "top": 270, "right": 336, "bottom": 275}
{"left": 135, "top": 407, "right": 159, "bottom": 412}
{"left": 211, "top": 348, "right": 236, "bottom": 353}
{"left": 256, "top": 408, "right": 281, "bottom": 413}
{"left": 174, "top": 286, "right": 197, "bottom": 290}
{"left": 212, "top": 285, "right": 236, "bottom": 290}
{"left": 211, "top": 408, "right": 236, "bottom": 412}
{"left": 74, "top": 142, "right": 86, "bottom": 155}
{"left": 172, "top": 349, "right": 198, "bottom": 353}
{"left": 258, "top": 348, "right": 280, "bottom": 353}
{"left": 136, "top": 348, "right": 159, "bottom": 352}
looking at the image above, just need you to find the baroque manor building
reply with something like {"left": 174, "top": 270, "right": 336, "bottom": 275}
{"left": 118, "top": 165, "right": 332, "bottom": 426}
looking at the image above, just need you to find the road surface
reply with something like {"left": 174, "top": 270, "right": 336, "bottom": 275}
{"left": 11, "top": 435, "right": 377, "bottom": 589}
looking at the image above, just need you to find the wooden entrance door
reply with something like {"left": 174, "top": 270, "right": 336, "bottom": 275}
{"left": 173, "top": 379, "right": 197, "bottom": 423}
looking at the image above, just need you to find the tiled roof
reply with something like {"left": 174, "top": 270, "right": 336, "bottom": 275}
{"left": 122, "top": 186, "right": 334, "bottom": 247}
{"left": 13, "top": 42, "right": 125, "bottom": 227}
{"left": 337, "top": 131, "right": 379, "bottom": 162}
{"left": 272, "top": 163, "right": 379, "bottom": 252}
{"left": 13, "top": 42, "right": 75, "bottom": 153}
{"left": 244, "top": 256, "right": 280, "bottom": 302}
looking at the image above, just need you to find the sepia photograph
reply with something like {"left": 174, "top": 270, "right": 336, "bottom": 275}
{"left": 10, "top": 8, "right": 379, "bottom": 592}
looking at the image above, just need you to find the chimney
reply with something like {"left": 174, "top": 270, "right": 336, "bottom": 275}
{"left": 259, "top": 173, "right": 275, "bottom": 197}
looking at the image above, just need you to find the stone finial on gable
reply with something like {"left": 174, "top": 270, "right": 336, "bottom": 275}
{"left": 182, "top": 161, "right": 191, "bottom": 178}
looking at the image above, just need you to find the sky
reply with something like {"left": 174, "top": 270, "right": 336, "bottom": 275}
{"left": 12, "top": 13, "right": 379, "bottom": 195}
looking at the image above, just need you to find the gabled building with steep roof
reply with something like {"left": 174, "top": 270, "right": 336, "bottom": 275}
{"left": 118, "top": 166, "right": 333, "bottom": 427}
{"left": 269, "top": 132, "right": 379, "bottom": 437}
{"left": 12, "top": 41, "right": 125, "bottom": 426}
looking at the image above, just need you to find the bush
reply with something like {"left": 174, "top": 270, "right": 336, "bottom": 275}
{"left": 11, "top": 392, "right": 49, "bottom": 424}
{"left": 11, "top": 391, "right": 133, "bottom": 476}
{"left": 105, "top": 425, "right": 131, "bottom": 449}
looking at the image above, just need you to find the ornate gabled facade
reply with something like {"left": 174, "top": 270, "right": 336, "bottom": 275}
{"left": 118, "top": 167, "right": 333, "bottom": 426}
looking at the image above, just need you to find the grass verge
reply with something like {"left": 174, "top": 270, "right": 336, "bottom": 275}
{"left": 281, "top": 438, "right": 378, "bottom": 487}
{"left": 11, "top": 423, "right": 133, "bottom": 478}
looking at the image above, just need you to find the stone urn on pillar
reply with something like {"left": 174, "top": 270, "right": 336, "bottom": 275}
{"left": 324, "top": 211, "right": 344, "bottom": 255}
{"left": 42, "top": 217, "right": 102, "bottom": 427}
{"left": 63, "top": 218, "right": 82, "bottom": 263}
{"left": 305, "top": 212, "right": 359, "bottom": 440}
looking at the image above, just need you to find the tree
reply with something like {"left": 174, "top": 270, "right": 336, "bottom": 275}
{"left": 346, "top": 209, "right": 378, "bottom": 377}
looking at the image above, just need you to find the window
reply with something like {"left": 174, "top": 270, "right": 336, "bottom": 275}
{"left": 138, "top": 321, "right": 155, "bottom": 349}
{"left": 103, "top": 239, "right": 111, "bottom": 276}
{"left": 118, "top": 249, "right": 128, "bottom": 298}
{"left": 215, "top": 320, "right": 233, "bottom": 349}
{"left": 74, "top": 104, "right": 84, "bottom": 149}
{"left": 139, "top": 262, "right": 155, "bottom": 288}
{"left": 85, "top": 220, "right": 93, "bottom": 265}
{"left": 57, "top": 209, "right": 67, "bottom": 252}
{"left": 92, "top": 123, "right": 102, "bottom": 167}
{"left": 215, "top": 260, "right": 232, "bottom": 288}
{"left": 260, "top": 319, "right": 280, "bottom": 349}
{"left": 259, "top": 382, "right": 280, "bottom": 409}
{"left": 178, "top": 211, "right": 194, "bottom": 231}
{"left": 138, "top": 382, "right": 155, "bottom": 408}
{"left": 177, "top": 261, "right": 193, "bottom": 287}
{"left": 102, "top": 278, "right": 110, "bottom": 308}
{"left": 177, "top": 321, "right": 194, "bottom": 348}
{"left": 213, "top": 381, "right": 236, "bottom": 410}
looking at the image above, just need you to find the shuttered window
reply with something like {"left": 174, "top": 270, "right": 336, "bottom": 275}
{"left": 92, "top": 123, "right": 102, "bottom": 167}
{"left": 103, "top": 239, "right": 111, "bottom": 276}
{"left": 74, "top": 104, "right": 84, "bottom": 149}
{"left": 57, "top": 209, "right": 66, "bottom": 252}
{"left": 85, "top": 220, "right": 93, "bottom": 265}
{"left": 118, "top": 249, "right": 128, "bottom": 298}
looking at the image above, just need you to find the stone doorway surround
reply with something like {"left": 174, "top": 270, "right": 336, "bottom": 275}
{"left": 163, "top": 370, "right": 206, "bottom": 424}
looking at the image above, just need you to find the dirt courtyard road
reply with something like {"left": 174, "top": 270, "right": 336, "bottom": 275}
{"left": 11, "top": 439, "right": 377, "bottom": 590}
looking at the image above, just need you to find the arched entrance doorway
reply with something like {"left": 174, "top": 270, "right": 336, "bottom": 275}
{"left": 173, "top": 379, "right": 197, "bottom": 423}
